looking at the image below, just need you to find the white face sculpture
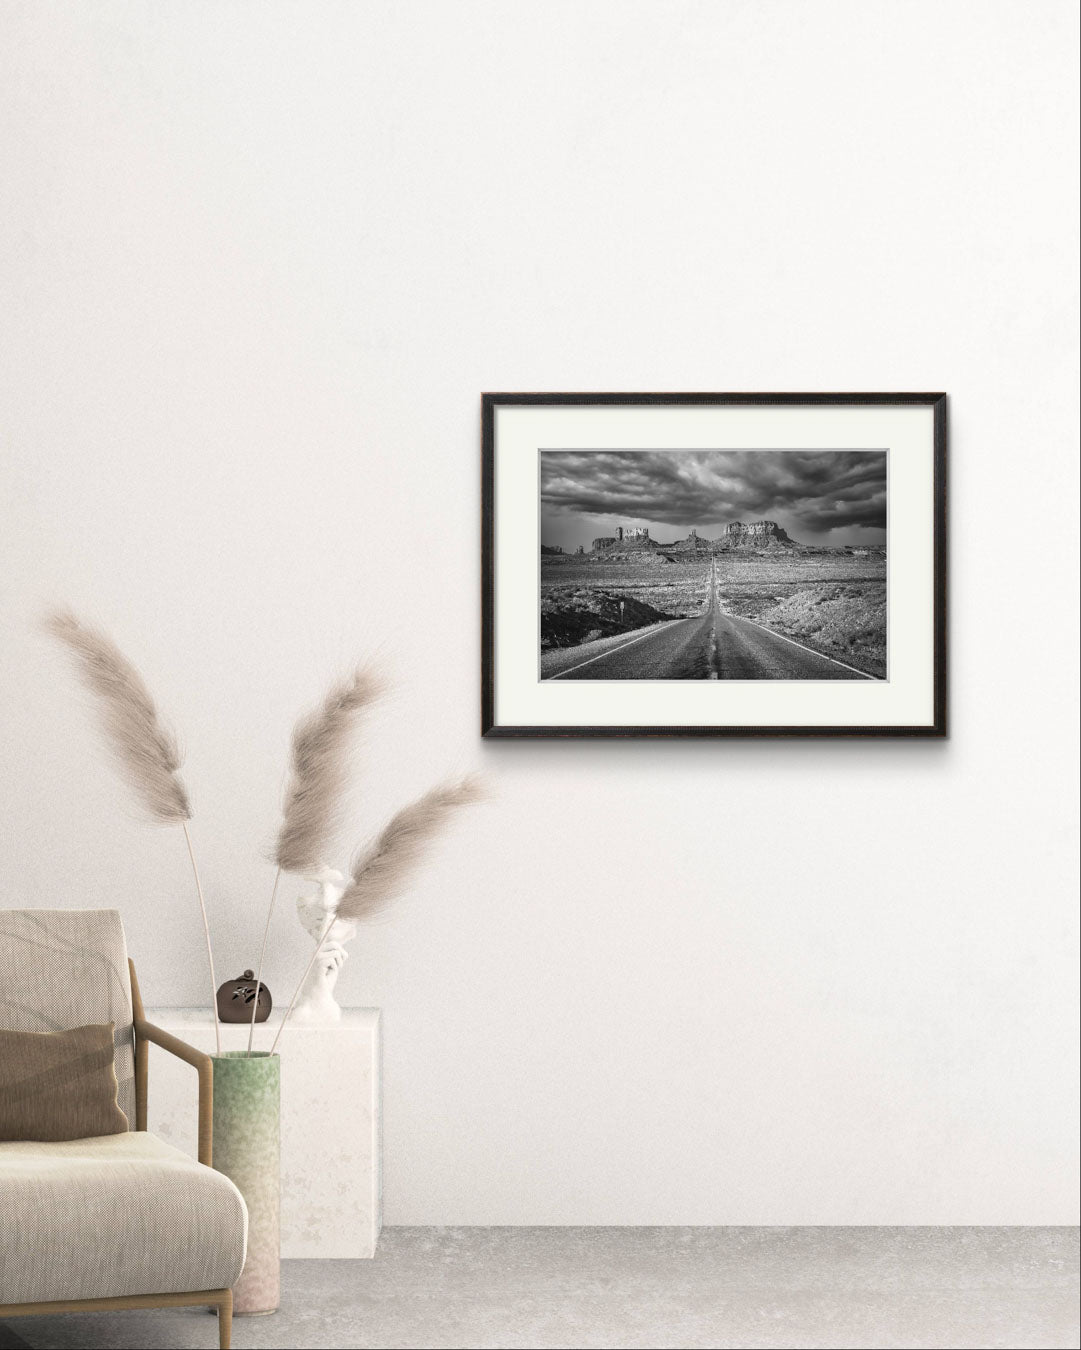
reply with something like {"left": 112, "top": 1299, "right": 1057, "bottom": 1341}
{"left": 296, "top": 866, "right": 357, "bottom": 945}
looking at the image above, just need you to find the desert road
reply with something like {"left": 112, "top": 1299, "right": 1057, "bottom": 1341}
{"left": 547, "top": 567, "right": 877, "bottom": 682}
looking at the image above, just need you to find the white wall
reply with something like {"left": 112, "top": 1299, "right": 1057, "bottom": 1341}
{"left": 1, "top": 1, "right": 1077, "bottom": 1225}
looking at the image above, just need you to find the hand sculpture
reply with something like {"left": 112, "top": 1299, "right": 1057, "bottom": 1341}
{"left": 291, "top": 866, "right": 357, "bottom": 1023}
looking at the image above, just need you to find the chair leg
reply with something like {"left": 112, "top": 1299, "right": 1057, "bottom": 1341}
{"left": 218, "top": 1290, "right": 232, "bottom": 1349}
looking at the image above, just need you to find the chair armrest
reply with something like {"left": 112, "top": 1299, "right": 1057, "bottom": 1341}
{"left": 133, "top": 1018, "right": 214, "bottom": 1168}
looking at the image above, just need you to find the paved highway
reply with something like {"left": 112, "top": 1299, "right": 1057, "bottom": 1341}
{"left": 548, "top": 562, "right": 875, "bottom": 681}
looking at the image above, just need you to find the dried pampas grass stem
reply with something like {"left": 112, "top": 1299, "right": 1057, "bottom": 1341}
{"left": 182, "top": 820, "right": 221, "bottom": 1055}
{"left": 269, "top": 910, "right": 337, "bottom": 1056}
{"left": 269, "top": 774, "right": 485, "bottom": 1054}
{"left": 46, "top": 608, "right": 221, "bottom": 1052}
{"left": 247, "top": 865, "right": 280, "bottom": 1055}
{"left": 252, "top": 665, "right": 383, "bottom": 1053}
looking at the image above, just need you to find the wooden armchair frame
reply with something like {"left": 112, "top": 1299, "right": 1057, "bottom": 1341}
{"left": 0, "top": 961, "right": 234, "bottom": 1349}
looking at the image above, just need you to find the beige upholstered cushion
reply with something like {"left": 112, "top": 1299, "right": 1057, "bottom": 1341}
{"left": 0, "top": 909, "right": 136, "bottom": 1128}
{"left": 0, "top": 1022, "right": 128, "bottom": 1142}
{"left": 0, "top": 1132, "right": 247, "bottom": 1303}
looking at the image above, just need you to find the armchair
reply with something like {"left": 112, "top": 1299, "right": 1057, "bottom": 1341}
{"left": 0, "top": 910, "right": 246, "bottom": 1349}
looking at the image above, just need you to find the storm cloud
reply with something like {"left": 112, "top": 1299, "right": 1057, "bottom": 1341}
{"left": 540, "top": 450, "right": 887, "bottom": 538}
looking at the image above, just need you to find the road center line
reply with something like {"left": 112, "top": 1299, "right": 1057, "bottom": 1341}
{"left": 546, "top": 620, "right": 682, "bottom": 680}
{"left": 733, "top": 614, "right": 878, "bottom": 680}
{"left": 707, "top": 613, "right": 719, "bottom": 679}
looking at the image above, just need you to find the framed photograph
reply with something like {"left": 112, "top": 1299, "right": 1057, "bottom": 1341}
{"left": 482, "top": 393, "right": 946, "bottom": 738}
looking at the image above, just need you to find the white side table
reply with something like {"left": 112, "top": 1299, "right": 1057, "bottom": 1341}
{"left": 144, "top": 1008, "right": 381, "bottom": 1258}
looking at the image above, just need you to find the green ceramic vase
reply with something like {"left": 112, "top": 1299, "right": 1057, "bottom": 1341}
{"left": 212, "top": 1051, "right": 280, "bottom": 1314}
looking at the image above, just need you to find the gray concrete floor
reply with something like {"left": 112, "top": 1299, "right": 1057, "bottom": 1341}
{"left": 3, "top": 1227, "right": 1078, "bottom": 1350}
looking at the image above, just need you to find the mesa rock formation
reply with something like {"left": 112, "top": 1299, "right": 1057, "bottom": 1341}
{"left": 717, "top": 520, "right": 794, "bottom": 549}
{"left": 564, "top": 519, "right": 885, "bottom": 560}
{"left": 587, "top": 519, "right": 798, "bottom": 555}
{"left": 591, "top": 524, "right": 658, "bottom": 554}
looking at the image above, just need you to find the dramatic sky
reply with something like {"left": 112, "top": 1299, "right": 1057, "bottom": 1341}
{"left": 540, "top": 449, "right": 887, "bottom": 550}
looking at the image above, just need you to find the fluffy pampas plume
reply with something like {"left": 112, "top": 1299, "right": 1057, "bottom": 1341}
{"left": 45, "top": 610, "right": 192, "bottom": 823}
{"left": 249, "top": 664, "right": 383, "bottom": 1052}
{"left": 275, "top": 666, "right": 384, "bottom": 874}
{"left": 269, "top": 773, "right": 485, "bottom": 1054}
{"left": 337, "top": 774, "right": 487, "bottom": 923}
{"left": 46, "top": 607, "right": 222, "bottom": 1052}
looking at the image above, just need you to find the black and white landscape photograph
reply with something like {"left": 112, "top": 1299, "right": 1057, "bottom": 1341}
{"left": 540, "top": 450, "right": 887, "bottom": 681}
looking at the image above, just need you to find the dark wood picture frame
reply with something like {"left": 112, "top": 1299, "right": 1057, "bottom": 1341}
{"left": 482, "top": 392, "right": 947, "bottom": 739}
